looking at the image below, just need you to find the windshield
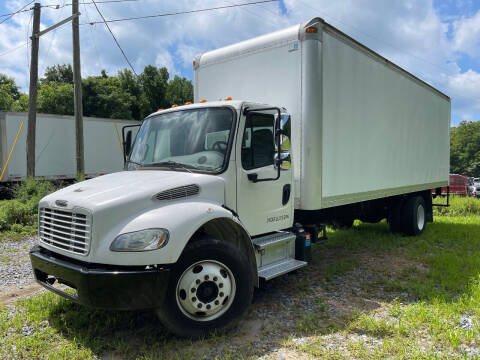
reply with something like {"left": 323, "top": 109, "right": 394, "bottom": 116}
{"left": 129, "top": 107, "right": 234, "bottom": 172}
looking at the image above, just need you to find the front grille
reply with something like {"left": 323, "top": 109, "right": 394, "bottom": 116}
{"left": 154, "top": 184, "right": 200, "bottom": 201}
{"left": 39, "top": 207, "right": 92, "bottom": 255}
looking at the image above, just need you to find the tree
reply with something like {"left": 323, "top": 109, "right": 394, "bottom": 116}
{"left": 118, "top": 69, "right": 149, "bottom": 119}
{"left": 41, "top": 64, "right": 73, "bottom": 85}
{"left": 450, "top": 121, "right": 480, "bottom": 177}
{"left": 82, "top": 75, "right": 136, "bottom": 119}
{"left": 0, "top": 74, "right": 27, "bottom": 111}
{"left": 165, "top": 75, "right": 193, "bottom": 106}
{"left": 37, "top": 82, "right": 74, "bottom": 115}
{"left": 138, "top": 65, "right": 169, "bottom": 113}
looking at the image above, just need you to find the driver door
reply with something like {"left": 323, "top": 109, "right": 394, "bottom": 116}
{"left": 236, "top": 108, "right": 293, "bottom": 236}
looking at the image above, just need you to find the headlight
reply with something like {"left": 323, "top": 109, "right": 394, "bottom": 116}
{"left": 110, "top": 228, "right": 169, "bottom": 252}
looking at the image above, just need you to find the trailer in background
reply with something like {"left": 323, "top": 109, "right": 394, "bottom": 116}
{"left": 0, "top": 111, "right": 139, "bottom": 183}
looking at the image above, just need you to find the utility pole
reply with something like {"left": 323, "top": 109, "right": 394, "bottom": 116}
{"left": 72, "top": 0, "right": 84, "bottom": 178}
{"left": 26, "top": 3, "right": 41, "bottom": 178}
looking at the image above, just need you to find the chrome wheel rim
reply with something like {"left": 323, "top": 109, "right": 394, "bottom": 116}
{"left": 175, "top": 260, "right": 236, "bottom": 321}
{"left": 417, "top": 204, "right": 425, "bottom": 231}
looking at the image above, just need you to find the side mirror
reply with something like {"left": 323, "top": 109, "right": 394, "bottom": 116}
{"left": 124, "top": 130, "right": 132, "bottom": 157}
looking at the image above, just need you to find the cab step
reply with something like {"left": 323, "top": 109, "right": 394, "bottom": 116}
{"left": 252, "top": 231, "right": 296, "bottom": 250}
{"left": 258, "top": 258, "right": 307, "bottom": 281}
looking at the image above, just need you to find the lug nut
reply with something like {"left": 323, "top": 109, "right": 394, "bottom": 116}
{"left": 196, "top": 279, "right": 200, "bottom": 285}
{"left": 197, "top": 303, "right": 203, "bottom": 309}
{"left": 206, "top": 304, "right": 211, "bottom": 309}
{"left": 191, "top": 288, "right": 196, "bottom": 293}
{"left": 219, "top": 283, "right": 224, "bottom": 288}
{"left": 215, "top": 300, "right": 219, "bottom": 305}
{"left": 192, "top": 297, "right": 196, "bottom": 302}
{"left": 204, "top": 275, "right": 209, "bottom": 280}
{"left": 213, "top": 276, "right": 218, "bottom": 281}
{"left": 219, "top": 292, "right": 224, "bottom": 297}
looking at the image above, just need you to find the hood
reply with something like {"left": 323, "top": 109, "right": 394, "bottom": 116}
{"left": 41, "top": 170, "right": 225, "bottom": 212}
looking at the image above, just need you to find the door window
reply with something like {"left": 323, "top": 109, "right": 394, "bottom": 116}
{"left": 241, "top": 113, "right": 275, "bottom": 170}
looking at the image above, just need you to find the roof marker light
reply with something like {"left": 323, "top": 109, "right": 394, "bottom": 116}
{"left": 158, "top": 108, "right": 164, "bottom": 111}
{"left": 305, "top": 26, "right": 317, "bottom": 33}
{"left": 224, "top": 96, "right": 232, "bottom": 101}
{"left": 184, "top": 101, "right": 192, "bottom": 105}
{"left": 171, "top": 104, "right": 178, "bottom": 108}
{"left": 200, "top": 99, "right": 207, "bottom": 103}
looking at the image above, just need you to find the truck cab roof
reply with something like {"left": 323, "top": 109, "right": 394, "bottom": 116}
{"left": 146, "top": 100, "right": 279, "bottom": 119}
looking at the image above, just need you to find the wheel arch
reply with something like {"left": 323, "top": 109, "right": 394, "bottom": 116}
{"left": 188, "top": 217, "right": 258, "bottom": 287}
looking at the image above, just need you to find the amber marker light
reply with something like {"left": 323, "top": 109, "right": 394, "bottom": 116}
{"left": 305, "top": 27, "right": 317, "bottom": 33}
{"left": 171, "top": 104, "right": 178, "bottom": 108}
{"left": 224, "top": 96, "right": 232, "bottom": 101}
{"left": 184, "top": 101, "right": 192, "bottom": 105}
{"left": 200, "top": 99, "right": 207, "bottom": 103}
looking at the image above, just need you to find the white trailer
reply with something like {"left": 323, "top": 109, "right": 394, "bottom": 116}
{"left": 0, "top": 111, "right": 139, "bottom": 182}
{"left": 194, "top": 17, "right": 450, "bottom": 212}
{"left": 30, "top": 18, "right": 450, "bottom": 338}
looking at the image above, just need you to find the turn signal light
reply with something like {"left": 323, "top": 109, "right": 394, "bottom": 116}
{"left": 171, "top": 104, "right": 178, "bottom": 108}
{"left": 200, "top": 99, "right": 207, "bottom": 103}
{"left": 305, "top": 26, "right": 317, "bottom": 33}
{"left": 224, "top": 96, "right": 232, "bottom": 101}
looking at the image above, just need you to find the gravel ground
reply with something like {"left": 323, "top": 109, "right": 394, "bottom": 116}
{"left": 0, "top": 237, "right": 38, "bottom": 291}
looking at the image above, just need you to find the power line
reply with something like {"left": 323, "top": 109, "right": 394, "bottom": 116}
{"left": 81, "top": 0, "right": 278, "bottom": 25}
{"left": 90, "top": 0, "right": 138, "bottom": 75}
{"left": 0, "top": 41, "right": 30, "bottom": 57}
{"left": 41, "top": 0, "right": 139, "bottom": 10}
{"left": 0, "top": 0, "right": 34, "bottom": 24}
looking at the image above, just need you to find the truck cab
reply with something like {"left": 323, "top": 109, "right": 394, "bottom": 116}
{"left": 30, "top": 100, "right": 303, "bottom": 338}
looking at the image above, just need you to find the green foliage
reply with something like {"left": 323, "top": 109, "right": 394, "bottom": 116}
{"left": 0, "top": 179, "right": 55, "bottom": 233}
{"left": 165, "top": 75, "right": 194, "bottom": 106}
{"left": 138, "top": 65, "right": 170, "bottom": 113}
{"left": 40, "top": 64, "right": 73, "bottom": 84}
{"left": 433, "top": 196, "right": 480, "bottom": 216}
{"left": 0, "top": 74, "right": 26, "bottom": 111}
{"left": 37, "top": 82, "right": 74, "bottom": 115}
{"left": 450, "top": 121, "right": 480, "bottom": 177}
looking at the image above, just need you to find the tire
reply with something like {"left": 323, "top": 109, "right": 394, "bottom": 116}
{"left": 155, "top": 237, "right": 254, "bottom": 338}
{"left": 388, "top": 198, "right": 403, "bottom": 233}
{"left": 401, "top": 196, "right": 426, "bottom": 236}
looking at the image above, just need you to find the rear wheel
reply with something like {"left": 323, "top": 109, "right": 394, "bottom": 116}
{"left": 155, "top": 238, "right": 253, "bottom": 338}
{"left": 401, "top": 196, "right": 426, "bottom": 236}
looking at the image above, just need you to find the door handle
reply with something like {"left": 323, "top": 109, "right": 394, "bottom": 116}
{"left": 247, "top": 173, "right": 258, "bottom": 182}
{"left": 282, "top": 184, "right": 291, "bottom": 205}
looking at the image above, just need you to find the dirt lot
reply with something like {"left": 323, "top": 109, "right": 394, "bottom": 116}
{"left": 1, "top": 218, "right": 479, "bottom": 359}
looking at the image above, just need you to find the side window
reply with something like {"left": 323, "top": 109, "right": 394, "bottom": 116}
{"left": 241, "top": 113, "right": 275, "bottom": 170}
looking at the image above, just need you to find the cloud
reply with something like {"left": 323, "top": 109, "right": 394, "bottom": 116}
{"left": 453, "top": 9, "right": 480, "bottom": 57}
{"left": 0, "top": 0, "right": 480, "bottom": 123}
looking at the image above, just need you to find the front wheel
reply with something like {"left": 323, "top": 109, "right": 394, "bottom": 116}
{"left": 155, "top": 238, "right": 253, "bottom": 338}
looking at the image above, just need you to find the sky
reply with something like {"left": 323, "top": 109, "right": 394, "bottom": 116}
{"left": 0, "top": 0, "right": 479, "bottom": 125}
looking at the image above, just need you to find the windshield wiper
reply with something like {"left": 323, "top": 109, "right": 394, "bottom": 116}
{"left": 144, "top": 161, "right": 193, "bottom": 173}
{"left": 126, "top": 159, "right": 142, "bottom": 167}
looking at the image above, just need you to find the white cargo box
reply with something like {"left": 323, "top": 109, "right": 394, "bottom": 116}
{"left": 0, "top": 112, "right": 139, "bottom": 182}
{"left": 194, "top": 17, "right": 450, "bottom": 210}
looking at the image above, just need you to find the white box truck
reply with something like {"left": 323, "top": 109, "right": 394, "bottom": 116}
{"left": 0, "top": 111, "right": 139, "bottom": 183}
{"left": 30, "top": 18, "right": 450, "bottom": 338}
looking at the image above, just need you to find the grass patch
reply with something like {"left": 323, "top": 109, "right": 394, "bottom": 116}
{"left": 3, "top": 196, "right": 480, "bottom": 358}
{"left": 434, "top": 195, "right": 480, "bottom": 216}
{"left": 0, "top": 178, "right": 56, "bottom": 238}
